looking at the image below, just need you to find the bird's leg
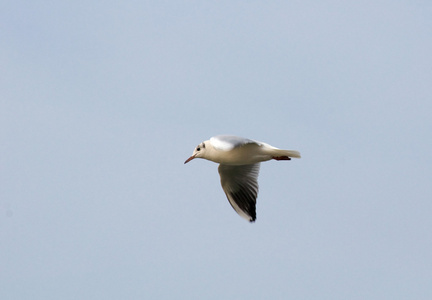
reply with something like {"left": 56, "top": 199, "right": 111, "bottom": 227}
{"left": 272, "top": 156, "right": 291, "bottom": 161}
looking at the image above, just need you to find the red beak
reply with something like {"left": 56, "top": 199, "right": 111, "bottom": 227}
{"left": 184, "top": 155, "right": 195, "bottom": 164}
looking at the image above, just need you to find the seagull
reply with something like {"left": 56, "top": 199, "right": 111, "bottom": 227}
{"left": 184, "top": 135, "right": 301, "bottom": 222}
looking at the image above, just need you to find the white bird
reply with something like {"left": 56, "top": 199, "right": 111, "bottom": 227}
{"left": 184, "top": 135, "right": 301, "bottom": 222}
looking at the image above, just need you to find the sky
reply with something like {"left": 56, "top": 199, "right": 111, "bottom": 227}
{"left": 1, "top": 1, "right": 432, "bottom": 299}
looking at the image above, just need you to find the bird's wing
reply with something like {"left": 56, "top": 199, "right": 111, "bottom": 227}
{"left": 218, "top": 163, "right": 260, "bottom": 222}
{"left": 210, "top": 135, "right": 261, "bottom": 151}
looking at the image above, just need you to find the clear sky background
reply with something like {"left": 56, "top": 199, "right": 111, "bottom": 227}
{"left": 1, "top": 1, "right": 432, "bottom": 299}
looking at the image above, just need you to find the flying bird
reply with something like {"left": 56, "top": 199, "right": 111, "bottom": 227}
{"left": 184, "top": 135, "right": 300, "bottom": 222}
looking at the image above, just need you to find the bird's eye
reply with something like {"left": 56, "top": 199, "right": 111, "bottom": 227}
{"left": 196, "top": 147, "right": 201, "bottom": 151}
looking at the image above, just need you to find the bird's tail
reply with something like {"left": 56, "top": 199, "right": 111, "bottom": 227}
{"left": 271, "top": 149, "right": 301, "bottom": 160}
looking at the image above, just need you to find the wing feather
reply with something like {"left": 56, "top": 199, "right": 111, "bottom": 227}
{"left": 218, "top": 163, "right": 260, "bottom": 222}
{"left": 210, "top": 135, "right": 260, "bottom": 151}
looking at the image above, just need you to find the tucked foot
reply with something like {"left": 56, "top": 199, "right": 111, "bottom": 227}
{"left": 272, "top": 156, "right": 291, "bottom": 161}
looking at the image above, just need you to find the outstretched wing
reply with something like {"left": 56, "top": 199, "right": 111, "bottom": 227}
{"left": 218, "top": 163, "right": 260, "bottom": 222}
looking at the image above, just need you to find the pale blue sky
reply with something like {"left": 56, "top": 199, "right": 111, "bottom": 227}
{"left": 1, "top": 1, "right": 432, "bottom": 299}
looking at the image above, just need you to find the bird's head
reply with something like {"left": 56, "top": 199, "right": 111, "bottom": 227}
{"left": 184, "top": 142, "right": 207, "bottom": 164}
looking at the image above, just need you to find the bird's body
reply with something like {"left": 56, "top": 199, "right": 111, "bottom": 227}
{"left": 184, "top": 135, "right": 300, "bottom": 222}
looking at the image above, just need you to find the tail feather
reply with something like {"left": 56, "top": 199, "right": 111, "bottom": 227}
{"left": 274, "top": 149, "right": 301, "bottom": 159}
